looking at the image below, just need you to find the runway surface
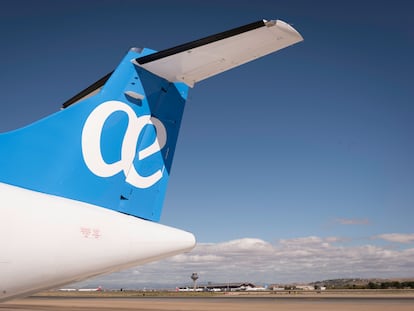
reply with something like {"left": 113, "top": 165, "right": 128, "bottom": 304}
{"left": 1, "top": 297, "right": 414, "bottom": 311}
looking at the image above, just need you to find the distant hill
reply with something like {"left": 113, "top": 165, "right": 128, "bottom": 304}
{"left": 310, "top": 278, "right": 414, "bottom": 289}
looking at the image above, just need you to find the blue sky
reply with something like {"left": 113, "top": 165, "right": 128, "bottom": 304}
{"left": 1, "top": 1, "right": 413, "bottom": 286}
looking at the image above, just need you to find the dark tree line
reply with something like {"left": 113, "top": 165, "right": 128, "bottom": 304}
{"left": 367, "top": 281, "right": 414, "bottom": 289}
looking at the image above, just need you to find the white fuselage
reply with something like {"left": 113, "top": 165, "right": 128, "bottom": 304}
{"left": 0, "top": 182, "right": 195, "bottom": 302}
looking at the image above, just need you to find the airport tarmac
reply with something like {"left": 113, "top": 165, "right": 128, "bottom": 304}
{"left": 1, "top": 296, "right": 414, "bottom": 311}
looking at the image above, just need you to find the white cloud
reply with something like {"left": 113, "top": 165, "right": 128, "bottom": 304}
{"left": 325, "top": 236, "right": 349, "bottom": 243}
{"left": 376, "top": 233, "right": 414, "bottom": 244}
{"left": 73, "top": 236, "right": 414, "bottom": 289}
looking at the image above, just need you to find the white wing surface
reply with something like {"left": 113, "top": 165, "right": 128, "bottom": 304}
{"left": 134, "top": 19, "right": 303, "bottom": 87}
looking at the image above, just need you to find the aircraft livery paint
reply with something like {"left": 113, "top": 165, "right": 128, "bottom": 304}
{"left": 0, "top": 49, "right": 189, "bottom": 221}
{"left": 81, "top": 100, "right": 167, "bottom": 189}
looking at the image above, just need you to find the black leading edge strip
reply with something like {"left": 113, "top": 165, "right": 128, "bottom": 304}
{"left": 135, "top": 20, "right": 266, "bottom": 65}
{"left": 62, "top": 71, "right": 113, "bottom": 109}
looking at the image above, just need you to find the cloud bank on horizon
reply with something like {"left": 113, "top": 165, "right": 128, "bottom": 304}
{"left": 75, "top": 234, "right": 414, "bottom": 288}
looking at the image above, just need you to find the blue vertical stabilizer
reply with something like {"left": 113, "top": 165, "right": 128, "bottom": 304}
{"left": 0, "top": 48, "right": 188, "bottom": 221}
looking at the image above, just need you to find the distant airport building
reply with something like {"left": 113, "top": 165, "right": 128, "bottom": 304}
{"left": 268, "top": 284, "right": 326, "bottom": 291}
{"left": 295, "top": 285, "right": 315, "bottom": 291}
{"left": 177, "top": 282, "right": 257, "bottom": 292}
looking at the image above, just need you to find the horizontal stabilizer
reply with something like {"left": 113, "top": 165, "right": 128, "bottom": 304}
{"left": 134, "top": 19, "right": 303, "bottom": 87}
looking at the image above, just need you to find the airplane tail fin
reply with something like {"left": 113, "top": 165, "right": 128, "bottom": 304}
{"left": 0, "top": 20, "right": 302, "bottom": 221}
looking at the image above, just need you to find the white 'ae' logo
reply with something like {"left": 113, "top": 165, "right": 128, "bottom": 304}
{"left": 81, "top": 100, "right": 167, "bottom": 189}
